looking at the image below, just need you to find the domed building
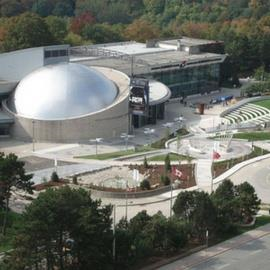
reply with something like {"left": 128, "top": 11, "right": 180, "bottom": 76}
{"left": 2, "top": 62, "right": 130, "bottom": 142}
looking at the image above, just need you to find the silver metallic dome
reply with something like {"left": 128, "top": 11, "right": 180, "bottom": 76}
{"left": 9, "top": 63, "right": 118, "bottom": 120}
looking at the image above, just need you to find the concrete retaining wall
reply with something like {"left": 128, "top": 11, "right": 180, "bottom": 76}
{"left": 89, "top": 185, "right": 172, "bottom": 199}
{"left": 2, "top": 67, "right": 130, "bottom": 142}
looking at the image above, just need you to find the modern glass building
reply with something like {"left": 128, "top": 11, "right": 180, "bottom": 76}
{"left": 149, "top": 63, "right": 220, "bottom": 98}
{"left": 71, "top": 37, "right": 226, "bottom": 99}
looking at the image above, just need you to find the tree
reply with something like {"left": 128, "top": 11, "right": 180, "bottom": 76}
{"left": 31, "top": 0, "right": 54, "bottom": 17}
{"left": 0, "top": 152, "right": 32, "bottom": 235}
{"left": 143, "top": 156, "right": 149, "bottom": 169}
{"left": 52, "top": 0, "right": 74, "bottom": 17}
{"left": 50, "top": 171, "right": 59, "bottom": 182}
{"left": 124, "top": 19, "right": 159, "bottom": 42}
{"left": 164, "top": 154, "right": 171, "bottom": 173}
{"left": 81, "top": 23, "right": 123, "bottom": 44}
{"left": 161, "top": 174, "right": 170, "bottom": 186}
{"left": 70, "top": 11, "right": 95, "bottom": 35}
{"left": 2, "top": 12, "right": 55, "bottom": 52}
{"left": 140, "top": 179, "right": 150, "bottom": 190}
{"left": 3, "top": 187, "right": 113, "bottom": 270}
{"left": 173, "top": 191, "right": 217, "bottom": 240}
{"left": 143, "top": 0, "right": 166, "bottom": 15}
{"left": 45, "top": 16, "right": 68, "bottom": 43}
{"left": 0, "top": 0, "right": 24, "bottom": 17}
{"left": 235, "top": 182, "right": 261, "bottom": 223}
{"left": 211, "top": 179, "right": 238, "bottom": 233}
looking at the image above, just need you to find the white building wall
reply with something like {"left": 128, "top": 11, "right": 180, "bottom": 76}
{"left": 0, "top": 48, "right": 44, "bottom": 81}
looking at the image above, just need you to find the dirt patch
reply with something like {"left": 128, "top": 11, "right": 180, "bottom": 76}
{"left": 129, "top": 164, "right": 196, "bottom": 189}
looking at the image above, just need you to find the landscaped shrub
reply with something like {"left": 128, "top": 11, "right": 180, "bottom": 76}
{"left": 51, "top": 171, "right": 59, "bottom": 182}
{"left": 140, "top": 179, "right": 150, "bottom": 190}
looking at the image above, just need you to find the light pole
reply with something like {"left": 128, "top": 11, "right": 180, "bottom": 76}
{"left": 170, "top": 179, "right": 173, "bottom": 218}
{"left": 144, "top": 128, "right": 155, "bottom": 146}
{"left": 32, "top": 120, "right": 35, "bottom": 152}
{"left": 206, "top": 229, "right": 209, "bottom": 247}
{"left": 89, "top": 138, "right": 103, "bottom": 155}
{"left": 113, "top": 204, "right": 116, "bottom": 262}
{"left": 120, "top": 133, "right": 135, "bottom": 151}
{"left": 125, "top": 179, "right": 128, "bottom": 220}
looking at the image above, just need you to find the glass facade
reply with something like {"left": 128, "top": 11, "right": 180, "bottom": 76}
{"left": 133, "top": 103, "right": 165, "bottom": 128}
{"left": 144, "top": 64, "right": 220, "bottom": 98}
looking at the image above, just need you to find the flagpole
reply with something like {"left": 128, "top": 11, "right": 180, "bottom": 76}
{"left": 211, "top": 151, "right": 213, "bottom": 193}
{"left": 211, "top": 146, "right": 214, "bottom": 194}
{"left": 170, "top": 178, "right": 173, "bottom": 218}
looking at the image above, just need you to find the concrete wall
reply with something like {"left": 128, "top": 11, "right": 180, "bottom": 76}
{"left": 2, "top": 67, "right": 130, "bottom": 143}
{"left": 3, "top": 95, "right": 129, "bottom": 143}
{"left": 0, "top": 81, "right": 17, "bottom": 96}
{"left": 0, "top": 48, "right": 44, "bottom": 81}
{"left": 89, "top": 185, "right": 171, "bottom": 199}
{"left": 0, "top": 45, "right": 70, "bottom": 81}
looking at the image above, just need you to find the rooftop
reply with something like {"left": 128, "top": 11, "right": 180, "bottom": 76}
{"left": 158, "top": 37, "right": 222, "bottom": 47}
{"left": 73, "top": 50, "right": 225, "bottom": 76}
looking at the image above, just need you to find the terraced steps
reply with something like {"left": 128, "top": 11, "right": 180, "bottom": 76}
{"left": 222, "top": 102, "right": 270, "bottom": 125}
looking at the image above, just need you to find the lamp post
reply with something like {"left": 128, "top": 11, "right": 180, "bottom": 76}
{"left": 113, "top": 204, "right": 116, "bottom": 262}
{"left": 32, "top": 120, "right": 35, "bottom": 152}
{"left": 143, "top": 128, "right": 155, "bottom": 146}
{"left": 170, "top": 179, "right": 173, "bottom": 218}
{"left": 125, "top": 179, "right": 128, "bottom": 220}
{"left": 206, "top": 229, "right": 209, "bottom": 247}
{"left": 89, "top": 138, "right": 103, "bottom": 156}
{"left": 120, "top": 133, "right": 135, "bottom": 151}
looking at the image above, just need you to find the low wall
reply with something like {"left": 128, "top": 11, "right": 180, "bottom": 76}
{"left": 88, "top": 185, "right": 172, "bottom": 199}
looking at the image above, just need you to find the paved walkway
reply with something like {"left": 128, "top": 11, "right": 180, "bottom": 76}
{"left": 29, "top": 163, "right": 110, "bottom": 185}
{"left": 157, "top": 223, "right": 270, "bottom": 270}
{"left": 196, "top": 159, "right": 212, "bottom": 191}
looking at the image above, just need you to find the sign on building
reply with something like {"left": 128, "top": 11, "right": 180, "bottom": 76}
{"left": 129, "top": 78, "right": 149, "bottom": 115}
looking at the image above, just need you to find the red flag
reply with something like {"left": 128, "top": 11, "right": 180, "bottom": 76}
{"left": 212, "top": 150, "right": 221, "bottom": 160}
{"left": 173, "top": 167, "right": 183, "bottom": 178}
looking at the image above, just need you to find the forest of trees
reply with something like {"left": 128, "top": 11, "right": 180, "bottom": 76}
{"left": 1, "top": 0, "right": 270, "bottom": 76}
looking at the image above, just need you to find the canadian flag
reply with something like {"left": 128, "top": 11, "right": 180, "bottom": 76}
{"left": 173, "top": 167, "right": 183, "bottom": 178}
{"left": 212, "top": 150, "right": 221, "bottom": 160}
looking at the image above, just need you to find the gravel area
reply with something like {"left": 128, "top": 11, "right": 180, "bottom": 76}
{"left": 20, "top": 156, "right": 74, "bottom": 172}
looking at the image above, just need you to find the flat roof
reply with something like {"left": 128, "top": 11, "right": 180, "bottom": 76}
{"left": 159, "top": 37, "right": 222, "bottom": 47}
{"left": 73, "top": 50, "right": 225, "bottom": 76}
{"left": 149, "top": 81, "right": 171, "bottom": 105}
{"left": 98, "top": 42, "right": 171, "bottom": 55}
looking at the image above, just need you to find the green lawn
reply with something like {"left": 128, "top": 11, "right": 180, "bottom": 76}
{"left": 75, "top": 146, "right": 156, "bottom": 160}
{"left": 233, "top": 131, "right": 270, "bottom": 141}
{"left": 148, "top": 153, "right": 193, "bottom": 162}
{"left": 251, "top": 99, "right": 270, "bottom": 110}
{"left": 0, "top": 211, "right": 23, "bottom": 253}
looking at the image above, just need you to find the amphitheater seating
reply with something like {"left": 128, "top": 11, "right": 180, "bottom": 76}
{"left": 222, "top": 103, "right": 270, "bottom": 125}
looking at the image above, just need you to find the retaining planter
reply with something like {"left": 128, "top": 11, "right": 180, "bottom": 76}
{"left": 87, "top": 185, "right": 172, "bottom": 199}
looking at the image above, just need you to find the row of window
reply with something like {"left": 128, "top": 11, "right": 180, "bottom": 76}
{"left": 145, "top": 64, "right": 220, "bottom": 98}
{"left": 44, "top": 49, "right": 68, "bottom": 59}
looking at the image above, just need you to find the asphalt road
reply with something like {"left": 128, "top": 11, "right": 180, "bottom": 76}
{"left": 158, "top": 230, "right": 270, "bottom": 270}
{"left": 228, "top": 158, "right": 270, "bottom": 204}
